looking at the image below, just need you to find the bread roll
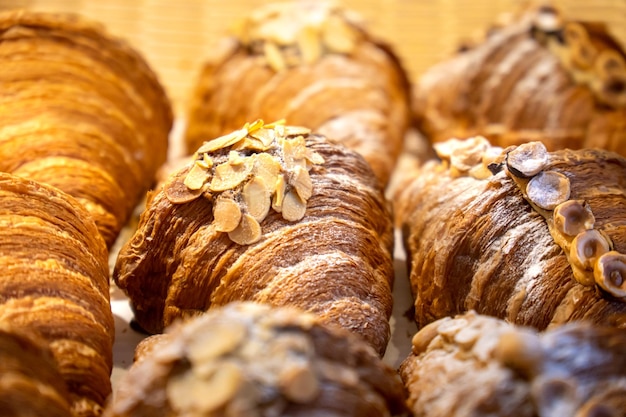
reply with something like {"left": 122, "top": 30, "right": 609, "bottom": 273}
{"left": 395, "top": 137, "right": 626, "bottom": 330}
{"left": 105, "top": 302, "right": 406, "bottom": 417}
{"left": 184, "top": 1, "right": 412, "bottom": 187}
{"left": 400, "top": 311, "right": 626, "bottom": 417}
{"left": 0, "top": 172, "right": 113, "bottom": 417}
{"left": 0, "top": 10, "right": 173, "bottom": 246}
{"left": 114, "top": 120, "right": 394, "bottom": 355}
{"left": 413, "top": 5, "right": 626, "bottom": 155}
{"left": 0, "top": 322, "right": 72, "bottom": 417}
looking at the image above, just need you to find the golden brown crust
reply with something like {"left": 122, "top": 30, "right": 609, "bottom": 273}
{"left": 0, "top": 322, "right": 73, "bottom": 417}
{"left": 114, "top": 129, "right": 394, "bottom": 355}
{"left": 0, "top": 10, "right": 173, "bottom": 246}
{"left": 396, "top": 139, "right": 626, "bottom": 330}
{"left": 105, "top": 302, "right": 407, "bottom": 417}
{"left": 0, "top": 172, "right": 113, "bottom": 417}
{"left": 413, "top": 6, "right": 626, "bottom": 156}
{"left": 400, "top": 311, "right": 626, "bottom": 417}
{"left": 184, "top": 2, "right": 411, "bottom": 187}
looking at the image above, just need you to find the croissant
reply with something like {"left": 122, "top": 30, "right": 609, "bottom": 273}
{"left": 394, "top": 137, "right": 626, "bottom": 330}
{"left": 104, "top": 302, "right": 407, "bottom": 417}
{"left": 184, "top": 1, "right": 412, "bottom": 187}
{"left": 400, "top": 311, "right": 626, "bottom": 417}
{"left": 0, "top": 322, "right": 72, "bottom": 417}
{"left": 114, "top": 120, "right": 395, "bottom": 355}
{"left": 0, "top": 10, "right": 173, "bottom": 246}
{"left": 0, "top": 172, "right": 114, "bottom": 417}
{"left": 413, "top": 5, "right": 626, "bottom": 155}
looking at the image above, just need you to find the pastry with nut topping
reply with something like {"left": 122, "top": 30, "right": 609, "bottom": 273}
{"left": 0, "top": 172, "right": 114, "bottom": 417}
{"left": 184, "top": 1, "right": 412, "bottom": 187}
{"left": 104, "top": 302, "right": 407, "bottom": 417}
{"left": 400, "top": 311, "right": 626, "bottom": 417}
{"left": 0, "top": 10, "right": 173, "bottom": 247}
{"left": 114, "top": 120, "right": 395, "bottom": 355}
{"left": 393, "top": 137, "right": 626, "bottom": 330}
{"left": 413, "top": 5, "right": 626, "bottom": 156}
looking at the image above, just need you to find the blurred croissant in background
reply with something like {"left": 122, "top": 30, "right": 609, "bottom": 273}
{"left": 184, "top": 1, "right": 412, "bottom": 187}
{"left": 413, "top": 4, "right": 626, "bottom": 155}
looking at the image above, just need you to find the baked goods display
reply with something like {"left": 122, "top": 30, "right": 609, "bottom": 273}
{"left": 184, "top": 1, "right": 412, "bottom": 187}
{"left": 0, "top": 172, "right": 114, "bottom": 417}
{"left": 0, "top": 322, "right": 73, "bottom": 417}
{"left": 412, "top": 5, "right": 626, "bottom": 155}
{"left": 400, "top": 311, "right": 626, "bottom": 417}
{"left": 104, "top": 302, "right": 407, "bottom": 417}
{"left": 114, "top": 120, "right": 395, "bottom": 355}
{"left": 394, "top": 137, "right": 626, "bottom": 329}
{"left": 0, "top": 10, "right": 173, "bottom": 247}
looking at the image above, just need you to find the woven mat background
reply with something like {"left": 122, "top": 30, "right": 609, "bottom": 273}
{"left": 1, "top": 0, "right": 625, "bottom": 115}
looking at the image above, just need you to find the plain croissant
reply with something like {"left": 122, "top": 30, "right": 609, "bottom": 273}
{"left": 0, "top": 172, "right": 114, "bottom": 417}
{"left": 104, "top": 302, "right": 407, "bottom": 417}
{"left": 400, "top": 311, "right": 626, "bottom": 417}
{"left": 184, "top": 1, "right": 412, "bottom": 187}
{"left": 114, "top": 120, "right": 395, "bottom": 355}
{"left": 413, "top": 5, "right": 626, "bottom": 156}
{"left": 394, "top": 137, "right": 626, "bottom": 330}
{"left": 0, "top": 322, "right": 72, "bottom": 417}
{"left": 0, "top": 10, "right": 173, "bottom": 246}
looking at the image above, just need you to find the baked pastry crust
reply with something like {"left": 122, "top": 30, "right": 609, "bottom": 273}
{"left": 0, "top": 10, "right": 173, "bottom": 246}
{"left": 0, "top": 172, "right": 113, "bottom": 417}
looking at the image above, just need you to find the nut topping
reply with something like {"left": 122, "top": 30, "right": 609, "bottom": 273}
{"left": 209, "top": 158, "right": 253, "bottom": 192}
{"left": 282, "top": 190, "right": 307, "bottom": 221}
{"left": 184, "top": 162, "right": 210, "bottom": 191}
{"left": 594, "top": 251, "right": 626, "bottom": 299}
{"left": 279, "top": 364, "right": 320, "bottom": 403}
{"left": 506, "top": 142, "right": 549, "bottom": 178}
{"left": 553, "top": 200, "right": 595, "bottom": 237}
{"left": 213, "top": 196, "right": 243, "bottom": 233}
{"left": 570, "top": 229, "right": 611, "bottom": 271}
{"left": 526, "top": 171, "right": 570, "bottom": 210}
{"left": 228, "top": 213, "right": 262, "bottom": 245}
{"left": 242, "top": 177, "right": 271, "bottom": 222}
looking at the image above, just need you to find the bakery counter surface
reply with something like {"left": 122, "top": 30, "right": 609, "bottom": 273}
{"left": 109, "top": 229, "right": 417, "bottom": 389}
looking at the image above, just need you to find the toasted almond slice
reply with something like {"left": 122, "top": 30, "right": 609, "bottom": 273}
{"left": 228, "top": 214, "right": 262, "bottom": 245}
{"left": 284, "top": 126, "right": 312, "bottom": 137}
{"left": 245, "top": 119, "right": 264, "bottom": 134}
{"left": 184, "top": 162, "right": 210, "bottom": 191}
{"left": 282, "top": 189, "right": 307, "bottom": 221}
{"left": 322, "top": 14, "right": 357, "bottom": 53}
{"left": 250, "top": 128, "right": 276, "bottom": 147}
{"left": 264, "top": 41, "right": 286, "bottom": 72}
{"left": 228, "top": 150, "right": 246, "bottom": 166}
{"left": 298, "top": 25, "right": 322, "bottom": 64}
{"left": 164, "top": 176, "right": 204, "bottom": 204}
{"left": 304, "top": 148, "right": 325, "bottom": 165}
{"left": 263, "top": 119, "right": 286, "bottom": 129}
{"left": 283, "top": 136, "right": 308, "bottom": 169}
{"left": 188, "top": 321, "right": 247, "bottom": 365}
{"left": 280, "top": 364, "right": 320, "bottom": 403}
{"left": 196, "top": 153, "right": 214, "bottom": 169}
{"left": 210, "top": 160, "right": 253, "bottom": 192}
{"left": 213, "top": 197, "right": 242, "bottom": 232}
{"left": 243, "top": 177, "right": 271, "bottom": 222}
{"left": 233, "top": 137, "right": 269, "bottom": 152}
{"left": 291, "top": 165, "right": 313, "bottom": 200}
{"left": 196, "top": 129, "right": 248, "bottom": 154}
{"left": 253, "top": 153, "right": 282, "bottom": 187}
{"left": 272, "top": 175, "right": 287, "bottom": 212}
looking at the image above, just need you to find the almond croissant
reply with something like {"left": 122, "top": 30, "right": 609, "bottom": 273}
{"left": 0, "top": 172, "right": 114, "bottom": 417}
{"left": 184, "top": 1, "right": 412, "bottom": 187}
{"left": 105, "top": 302, "right": 407, "bottom": 417}
{"left": 395, "top": 137, "right": 626, "bottom": 330}
{"left": 114, "top": 120, "right": 394, "bottom": 355}
{"left": 0, "top": 322, "right": 72, "bottom": 417}
{"left": 413, "top": 5, "right": 626, "bottom": 155}
{"left": 0, "top": 10, "right": 173, "bottom": 247}
{"left": 400, "top": 311, "right": 626, "bottom": 417}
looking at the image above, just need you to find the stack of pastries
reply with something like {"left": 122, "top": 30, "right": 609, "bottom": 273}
{"left": 2, "top": 2, "right": 626, "bottom": 417}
